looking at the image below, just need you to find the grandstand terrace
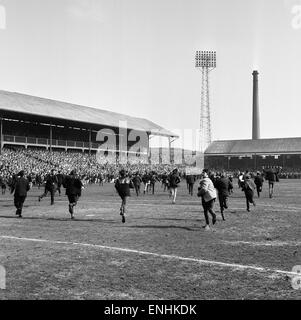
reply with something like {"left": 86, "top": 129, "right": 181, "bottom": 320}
{"left": 205, "top": 138, "right": 301, "bottom": 170}
{"left": 0, "top": 90, "right": 178, "bottom": 159}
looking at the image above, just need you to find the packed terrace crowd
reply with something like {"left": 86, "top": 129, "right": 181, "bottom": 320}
{"left": 0, "top": 148, "right": 186, "bottom": 186}
{"left": 1, "top": 148, "right": 301, "bottom": 189}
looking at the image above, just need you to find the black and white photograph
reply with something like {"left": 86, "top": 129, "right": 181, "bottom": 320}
{"left": 0, "top": 0, "right": 300, "bottom": 306}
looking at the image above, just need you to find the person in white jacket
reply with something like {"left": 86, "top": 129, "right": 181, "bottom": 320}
{"left": 198, "top": 170, "right": 217, "bottom": 231}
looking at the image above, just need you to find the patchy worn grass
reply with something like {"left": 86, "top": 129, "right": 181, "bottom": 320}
{"left": 0, "top": 180, "right": 300, "bottom": 300}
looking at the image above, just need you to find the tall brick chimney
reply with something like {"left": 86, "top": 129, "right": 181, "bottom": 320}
{"left": 252, "top": 70, "right": 260, "bottom": 140}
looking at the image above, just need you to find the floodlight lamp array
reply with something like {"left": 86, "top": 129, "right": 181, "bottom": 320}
{"left": 195, "top": 51, "right": 216, "bottom": 68}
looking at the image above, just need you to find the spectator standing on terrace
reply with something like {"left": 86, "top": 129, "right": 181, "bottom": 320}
{"left": 115, "top": 170, "right": 134, "bottom": 223}
{"left": 63, "top": 170, "right": 83, "bottom": 220}
{"left": 197, "top": 170, "right": 217, "bottom": 231}
{"left": 10, "top": 171, "right": 30, "bottom": 218}
{"left": 38, "top": 169, "right": 58, "bottom": 205}
{"left": 168, "top": 168, "right": 181, "bottom": 204}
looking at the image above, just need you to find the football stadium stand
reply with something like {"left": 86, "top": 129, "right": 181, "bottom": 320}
{"left": 205, "top": 138, "right": 301, "bottom": 170}
{"left": 0, "top": 90, "right": 178, "bottom": 157}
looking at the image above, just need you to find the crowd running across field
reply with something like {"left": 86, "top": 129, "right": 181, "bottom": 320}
{"left": 0, "top": 148, "right": 283, "bottom": 229}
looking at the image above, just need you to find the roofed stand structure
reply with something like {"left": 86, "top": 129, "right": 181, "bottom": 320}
{"left": 205, "top": 138, "right": 301, "bottom": 170}
{"left": 0, "top": 90, "right": 178, "bottom": 157}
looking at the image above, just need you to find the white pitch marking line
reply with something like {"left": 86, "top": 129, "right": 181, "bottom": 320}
{"left": 221, "top": 207, "right": 298, "bottom": 212}
{"left": 0, "top": 235, "right": 299, "bottom": 278}
{"left": 223, "top": 240, "right": 301, "bottom": 247}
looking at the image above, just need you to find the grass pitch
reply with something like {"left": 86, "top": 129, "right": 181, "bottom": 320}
{"left": 0, "top": 180, "right": 300, "bottom": 300}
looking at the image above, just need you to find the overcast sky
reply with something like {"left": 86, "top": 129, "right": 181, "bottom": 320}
{"left": 0, "top": 0, "right": 301, "bottom": 149}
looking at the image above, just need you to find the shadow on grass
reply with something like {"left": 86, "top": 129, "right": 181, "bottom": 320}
{"left": 0, "top": 214, "right": 205, "bottom": 230}
{"left": 125, "top": 225, "right": 201, "bottom": 232}
{"left": 0, "top": 215, "right": 119, "bottom": 224}
{"left": 134, "top": 216, "right": 202, "bottom": 222}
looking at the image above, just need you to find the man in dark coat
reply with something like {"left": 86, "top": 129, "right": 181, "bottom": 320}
{"left": 38, "top": 169, "right": 58, "bottom": 205}
{"left": 0, "top": 175, "right": 6, "bottom": 195}
{"left": 11, "top": 171, "right": 30, "bottom": 218}
{"left": 35, "top": 174, "right": 43, "bottom": 189}
{"left": 228, "top": 175, "right": 234, "bottom": 194}
{"left": 115, "top": 170, "right": 134, "bottom": 223}
{"left": 265, "top": 167, "right": 276, "bottom": 198}
{"left": 149, "top": 171, "right": 157, "bottom": 195}
{"left": 254, "top": 172, "right": 264, "bottom": 198}
{"left": 56, "top": 170, "right": 64, "bottom": 196}
{"left": 142, "top": 172, "right": 151, "bottom": 194}
{"left": 186, "top": 175, "right": 196, "bottom": 196}
{"left": 161, "top": 172, "right": 169, "bottom": 192}
{"left": 132, "top": 172, "right": 142, "bottom": 197}
{"left": 98, "top": 173, "right": 104, "bottom": 186}
{"left": 214, "top": 173, "right": 230, "bottom": 221}
{"left": 241, "top": 175, "right": 256, "bottom": 212}
{"left": 168, "top": 168, "right": 181, "bottom": 204}
{"left": 63, "top": 170, "right": 83, "bottom": 220}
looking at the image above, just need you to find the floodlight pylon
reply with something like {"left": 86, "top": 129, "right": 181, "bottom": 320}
{"left": 195, "top": 51, "right": 216, "bottom": 154}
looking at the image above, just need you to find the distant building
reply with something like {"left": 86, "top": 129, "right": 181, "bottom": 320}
{"left": 205, "top": 138, "right": 301, "bottom": 171}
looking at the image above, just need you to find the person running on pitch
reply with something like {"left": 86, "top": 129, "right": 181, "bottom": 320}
{"left": 0, "top": 175, "right": 6, "bottom": 195}
{"left": 238, "top": 171, "right": 244, "bottom": 189}
{"left": 161, "top": 171, "right": 169, "bottom": 192}
{"left": 168, "top": 168, "right": 181, "bottom": 204}
{"left": 63, "top": 169, "right": 83, "bottom": 220}
{"left": 115, "top": 170, "right": 134, "bottom": 223}
{"left": 265, "top": 167, "right": 276, "bottom": 198}
{"left": 186, "top": 174, "right": 196, "bottom": 196}
{"left": 132, "top": 172, "right": 142, "bottom": 197}
{"left": 35, "top": 174, "right": 43, "bottom": 189}
{"left": 228, "top": 175, "right": 234, "bottom": 194}
{"left": 214, "top": 172, "right": 230, "bottom": 221}
{"left": 197, "top": 169, "right": 217, "bottom": 231}
{"left": 38, "top": 169, "right": 58, "bottom": 205}
{"left": 56, "top": 170, "right": 64, "bottom": 196}
{"left": 149, "top": 171, "right": 157, "bottom": 195}
{"left": 254, "top": 171, "right": 264, "bottom": 198}
{"left": 10, "top": 171, "right": 30, "bottom": 218}
{"left": 98, "top": 173, "right": 104, "bottom": 186}
{"left": 142, "top": 172, "right": 151, "bottom": 195}
{"left": 241, "top": 174, "right": 256, "bottom": 212}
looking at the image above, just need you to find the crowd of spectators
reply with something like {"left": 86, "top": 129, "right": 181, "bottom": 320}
{"left": 0, "top": 148, "right": 186, "bottom": 187}
{"left": 2, "top": 148, "right": 301, "bottom": 191}
{"left": 207, "top": 167, "right": 301, "bottom": 180}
